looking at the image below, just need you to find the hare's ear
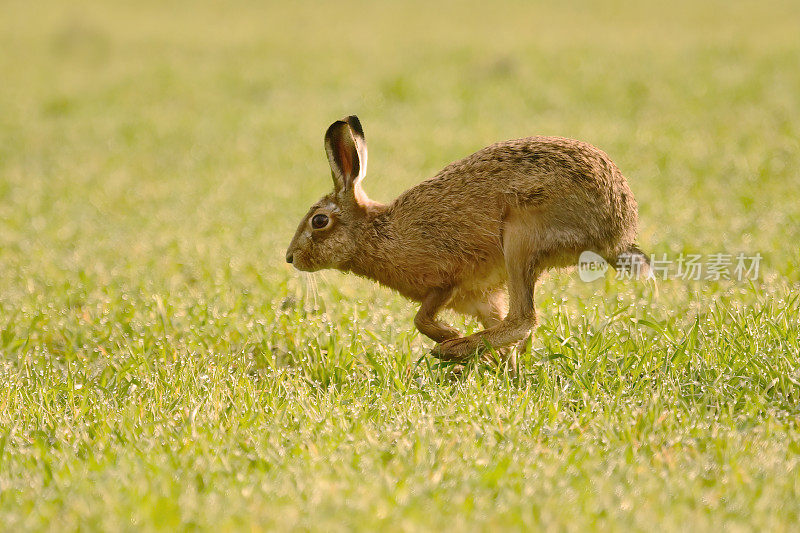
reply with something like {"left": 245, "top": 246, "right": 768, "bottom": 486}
{"left": 325, "top": 115, "right": 367, "bottom": 195}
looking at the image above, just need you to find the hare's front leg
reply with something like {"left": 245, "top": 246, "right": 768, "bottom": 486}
{"left": 414, "top": 287, "right": 460, "bottom": 343}
{"left": 432, "top": 240, "right": 540, "bottom": 362}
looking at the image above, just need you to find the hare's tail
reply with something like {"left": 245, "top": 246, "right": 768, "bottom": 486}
{"left": 612, "top": 245, "right": 651, "bottom": 278}
{"left": 611, "top": 245, "right": 658, "bottom": 297}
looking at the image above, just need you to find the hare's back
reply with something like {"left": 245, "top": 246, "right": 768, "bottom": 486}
{"left": 451, "top": 136, "right": 628, "bottom": 193}
{"left": 393, "top": 136, "right": 638, "bottom": 255}
{"left": 398, "top": 136, "right": 632, "bottom": 210}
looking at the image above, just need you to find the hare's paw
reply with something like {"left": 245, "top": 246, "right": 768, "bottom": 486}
{"left": 431, "top": 335, "right": 485, "bottom": 362}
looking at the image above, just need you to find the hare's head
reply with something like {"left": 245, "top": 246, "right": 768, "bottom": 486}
{"left": 286, "top": 115, "right": 373, "bottom": 272}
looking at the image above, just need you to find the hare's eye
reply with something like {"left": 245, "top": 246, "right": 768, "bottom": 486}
{"left": 311, "top": 213, "right": 330, "bottom": 230}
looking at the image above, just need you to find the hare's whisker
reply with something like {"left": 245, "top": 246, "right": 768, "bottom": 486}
{"left": 308, "top": 272, "right": 319, "bottom": 310}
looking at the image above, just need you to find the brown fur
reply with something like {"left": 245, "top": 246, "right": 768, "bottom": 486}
{"left": 286, "top": 115, "right": 646, "bottom": 364}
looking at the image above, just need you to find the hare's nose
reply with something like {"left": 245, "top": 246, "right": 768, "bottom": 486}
{"left": 285, "top": 252, "right": 294, "bottom": 264}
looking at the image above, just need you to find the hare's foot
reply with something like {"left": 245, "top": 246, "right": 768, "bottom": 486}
{"left": 431, "top": 334, "right": 487, "bottom": 362}
{"left": 432, "top": 325, "right": 529, "bottom": 364}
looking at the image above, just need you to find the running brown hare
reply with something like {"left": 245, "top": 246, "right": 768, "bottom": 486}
{"left": 286, "top": 115, "right": 649, "bottom": 365}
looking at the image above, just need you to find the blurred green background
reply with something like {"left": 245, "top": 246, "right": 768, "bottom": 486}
{"left": 1, "top": 0, "right": 799, "bottom": 530}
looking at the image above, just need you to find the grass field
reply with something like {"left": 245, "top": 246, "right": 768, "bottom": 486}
{"left": 2, "top": 0, "right": 800, "bottom": 530}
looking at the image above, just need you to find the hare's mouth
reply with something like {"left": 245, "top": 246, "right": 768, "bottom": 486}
{"left": 286, "top": 249, "right": 310, "bottom": 271}
{"left": 289, "top": 256, "right": 320, "bottom": 273}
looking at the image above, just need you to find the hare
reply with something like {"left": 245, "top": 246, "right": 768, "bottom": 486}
{"left": 286, "top": 115, "right": 649, "bottom": 364}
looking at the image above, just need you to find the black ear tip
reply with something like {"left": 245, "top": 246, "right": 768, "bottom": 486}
{"left": 345, "top": 115, "right": 364, "bottom": 138}
{"left": 325, "top": 119, "right": 347, "bottom": 139}
{"left": 325, "top": 115, "right": 364, "bottom": 143}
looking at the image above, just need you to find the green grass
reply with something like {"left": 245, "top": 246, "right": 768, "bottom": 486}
{"left": 2, "top": 0, "right": 800, "bottom": 530}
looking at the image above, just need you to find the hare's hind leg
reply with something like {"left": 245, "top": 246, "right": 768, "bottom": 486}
{"left": 473, "top": 291, "right": 519, "bottom": 369}
{"left": 432, "top": 239, "right": 540, "bottom": 363}
{"left": 414, "top": 287, "right": 460, "bottom": 343}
